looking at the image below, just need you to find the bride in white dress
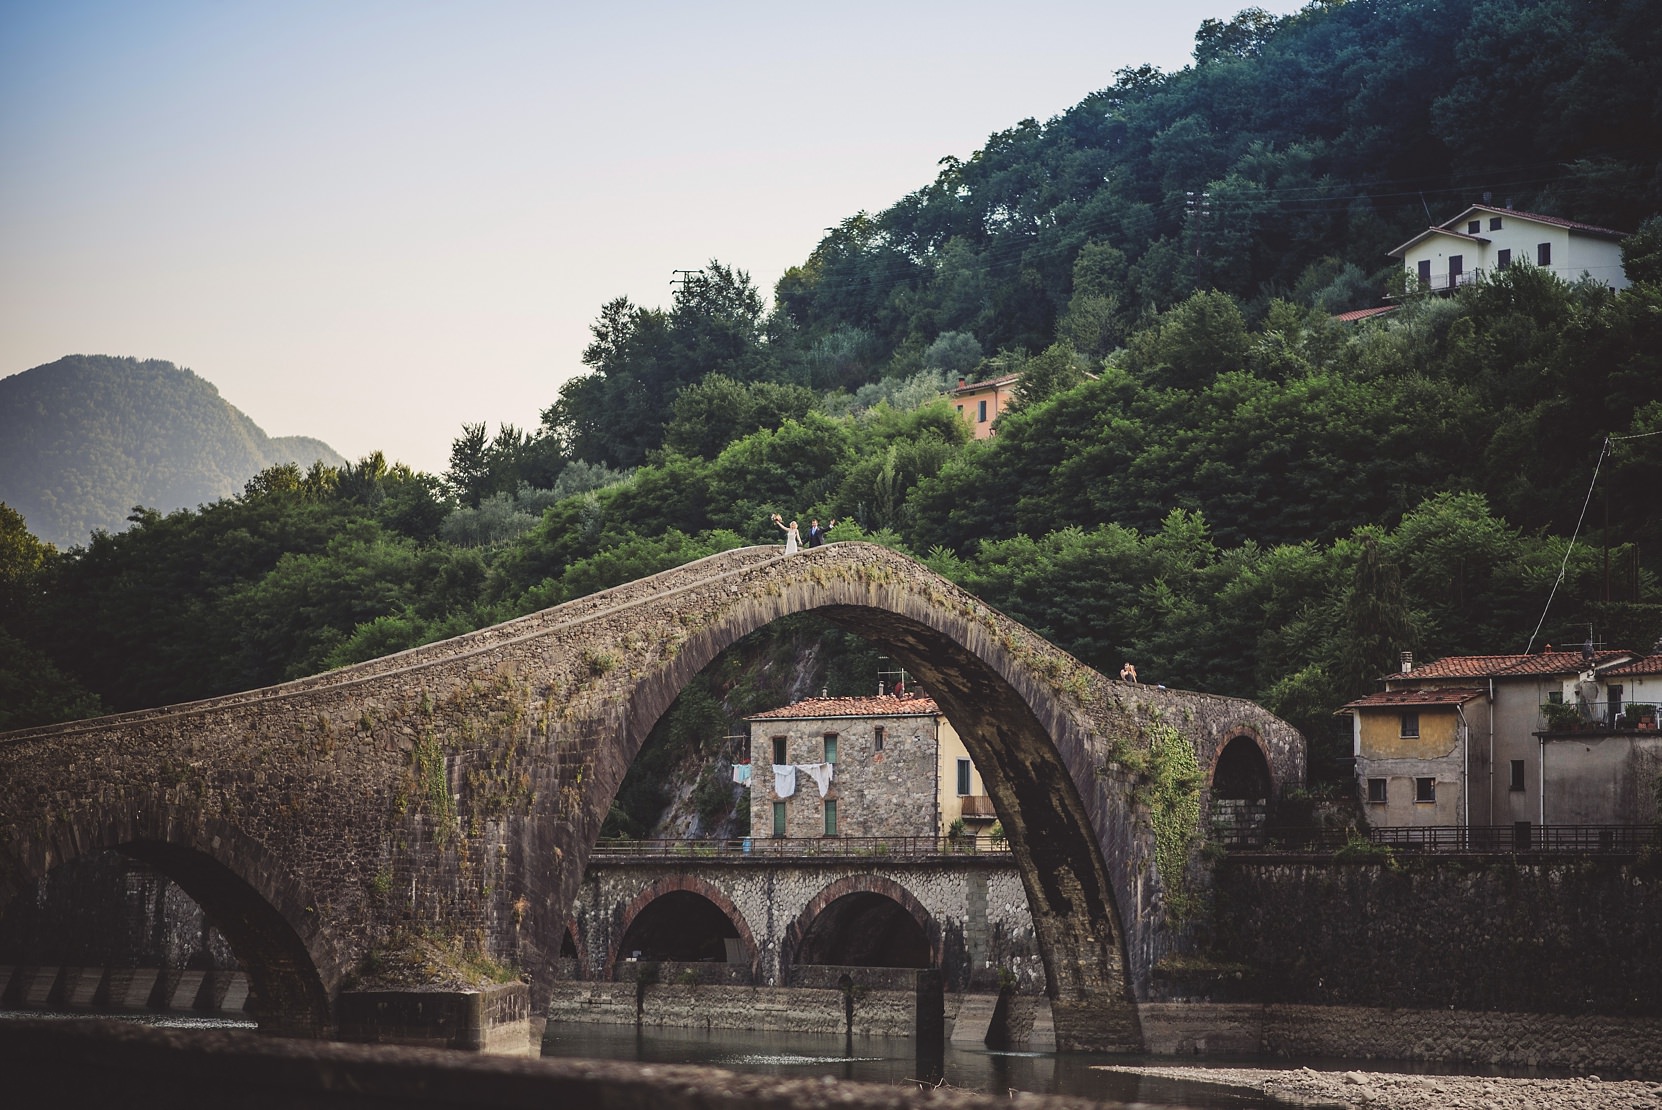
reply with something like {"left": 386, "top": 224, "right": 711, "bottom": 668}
{"left": 771, "top": 513, "right": 800, "bottom": 554}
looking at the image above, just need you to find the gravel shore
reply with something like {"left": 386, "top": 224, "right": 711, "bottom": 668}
{"left": 1098, "top": 1064, "right": 1662, "bottom": 1109}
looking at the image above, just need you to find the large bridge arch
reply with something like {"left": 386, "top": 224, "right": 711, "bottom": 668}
{"left": 0, "top": 543, "right": 1303, "bottom": 1052}
{"left": 3, "top": 802, "right": 334, "bottom": 1036}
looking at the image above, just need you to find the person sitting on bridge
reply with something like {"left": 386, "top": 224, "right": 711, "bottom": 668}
{"left": 1119, "top": 662, "right": 1139, "bottom": 684}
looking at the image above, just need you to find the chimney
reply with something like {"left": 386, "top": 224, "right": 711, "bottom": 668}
{"left": 1400, "top": 651, "right": 1414, "bottom": 674}
{"left": 958, "top": 376, "right": 966, "bottom": 389}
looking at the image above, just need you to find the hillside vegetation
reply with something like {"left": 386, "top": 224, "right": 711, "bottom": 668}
{"left": 3, "top": 0, "right": 1660, "bottom": 829}
{"left": 0, "top": 355, "right": 345, "bottom": 548}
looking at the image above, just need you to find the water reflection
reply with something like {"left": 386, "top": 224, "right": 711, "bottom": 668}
{"left": 541, "top": 1021, "right": 1271, "bottom": 1108}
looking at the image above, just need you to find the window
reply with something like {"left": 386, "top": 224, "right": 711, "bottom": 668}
{"left": 772, "top": 801, "right": 786, "bottom": 837}
{"left": 1417, "top": 259, "right": 1431, "bottom": 287}
{"left": 1509, "top": 759, "right": 1525, "bottom": 792}
{"left": 873, "top": 726, "right": 885, "bottom": 753}
{"left": 1399, "top": 712, "right": 1420, "bottom": 738}
{"left": 1537, "top": 242, "right": 1551, "bottom": 266}
{"left": 823, "top": 733, "right": 838, "bottom": 764}
{"left": 1467, "top": 220, "right": 1481, "bottom": 234}
{"left": 771, "top": 736, "right": 787, "bottom": 765}
{"left": 977, "top": 399, "right": 987, "bottom": 423}
{"left": 1490, "top": 216, "right": 1503, "bottom": 231}
{"left": 823, "top": 799, "right": 838, "bottom": 836}
{"left": 1415, "top": 777, "right": 1436, "bottom": 803}
{"left": 955, "top": 403, "right": 963, "bottom": 416}
{"left": 1367, "top": 778, "right": 1387, "bottom": 804}
{"left": 1608, "top": 684, "right": 1623, "bottom": 724}
{"left": 956, "top": 758, "right": 972, "bottom": 796}
{"left": 1548, "top": 691, "right": 1564, "bottom": 705}
{"left": 1497, "top": 248, "right": 1511, "bottom": 269}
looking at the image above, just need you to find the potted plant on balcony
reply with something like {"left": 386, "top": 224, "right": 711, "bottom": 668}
{"left": 1542, "top": 701, "right": 1582, "bottom": 732}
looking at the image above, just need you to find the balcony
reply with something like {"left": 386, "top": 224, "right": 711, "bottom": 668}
{"left": 959, "top": 794, "right": 997, "bottom": 819}
{"left": 1538, "top": 699, "right": 1659, "bottom": 734}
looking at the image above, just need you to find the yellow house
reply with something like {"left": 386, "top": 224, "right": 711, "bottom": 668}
{"left": 949, "top": 373, "right": 1020, "bottom": 440}
{"left": 1340, "top": 686, "right": 1482, "bottom": 826}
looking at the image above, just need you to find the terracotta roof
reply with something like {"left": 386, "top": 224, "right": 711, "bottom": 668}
{"left": 950, "top": 373, "right": 1021, "bottom": 396}
{"left": 1605, "top": 655, "right": 1662, "bottom": 677}
{"left": 1395, "top": 651, "right": 1636, "bottom": 681}
{"left": 747, "top": 694, "right": 940, "bottom": 721}
{"left": 1332, "top": 306, "right": 1398, "bottom": 323}
{"left": 1458, "top": 204, "right": 1627, "bottom": 240}
{"left": 1341, "top": 688, "right": 1484, "bottom": 710}
{"left": 1387, "top": 205, "right": 1626, "bottom": 258}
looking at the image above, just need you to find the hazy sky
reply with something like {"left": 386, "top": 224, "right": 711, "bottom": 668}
{"left": 2, "top": 0, "right": 1306, "bottom": 475}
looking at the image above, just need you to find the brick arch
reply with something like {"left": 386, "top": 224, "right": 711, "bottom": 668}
{"left": 5, "top": 802, "right": 334, "bottom": 1037}
{"left": 780, "top": 874, "right": 940, "bottom": 974}
{"left": 559, "top": 916, "right": 587, "bottom": 981}
{"left": 1208, "top": 726, "right": 1276, "bottom": 798}
{"left": 603, "top": 875, "right": 759, "bottom": 980}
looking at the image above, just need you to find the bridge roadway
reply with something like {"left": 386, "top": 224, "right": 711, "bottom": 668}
{"left": 0, "top": 542, "right": 1304, "bottom": 1051}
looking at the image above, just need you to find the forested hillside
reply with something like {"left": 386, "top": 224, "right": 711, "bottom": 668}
{"left": 0, "top": 356, "right": 346, "bottom": 547}
{"left": 4, "top": 0, "right": 1661, "bottom": 831}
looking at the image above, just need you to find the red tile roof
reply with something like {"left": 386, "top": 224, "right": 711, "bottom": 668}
{"left": 1333, "top": 306, "right": 1398, "bottom": 323}
{"left": 1395, "top": 651, "right": 1636, "bottom": 681}
{"left": 1461, "top": 204, "right": 1627, "bottom": 239}
{"left": 1605, "top": 656, "right": 1662, "bottom": 677}
{"left": 950, "top": 373, "right": 1021, "bottom": 396}
{"left": 1342, "top": 687, "right": 1485, "bottom": 710}
{"left": 747, "top": 694, "right": 941, "bottom": 721}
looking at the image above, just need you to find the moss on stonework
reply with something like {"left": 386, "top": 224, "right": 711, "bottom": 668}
{"left": 347, "top": 928, "right": 518, "bottom": 992}
{"left": 1108, "top": 711, "right": 1204, "bottom": 921}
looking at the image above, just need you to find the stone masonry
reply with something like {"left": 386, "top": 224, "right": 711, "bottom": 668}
{"left": 566, "top": 854, "right": 1045, "bottom": 995}
{"left": 0, "top": 542, "right": 1305, "bottom": 1049}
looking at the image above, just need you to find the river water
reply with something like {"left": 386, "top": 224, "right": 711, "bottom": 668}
{"left": 539, "top": 1021, "right": 1274, "bottom": 1108}
{"left": 3, "top": 1008, "right": 1271, "bottom": 1107}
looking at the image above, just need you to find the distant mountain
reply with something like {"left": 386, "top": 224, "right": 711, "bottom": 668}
{"left": 0, "top": 355, "right": 347, "bottom": 548}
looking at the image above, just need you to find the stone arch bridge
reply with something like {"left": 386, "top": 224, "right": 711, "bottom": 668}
{"left": 0, "top": 543, "right": 1303, "bottom": 1051}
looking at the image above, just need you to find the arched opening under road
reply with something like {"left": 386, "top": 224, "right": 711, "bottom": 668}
{"left": 1209, "top": 731, "right": 1275, "bottom": 847}
{"left": 794, "top": 891, "right": 931, "bottom": 969}
{"left": 612, "top": 889, "right": 745, "bottom": 972}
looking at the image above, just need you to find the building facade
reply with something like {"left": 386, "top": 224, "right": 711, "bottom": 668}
{"left": 1387, "top": 204, "right": 1628, "bottom": 295}
{"left": 1341, "top": 649, "right": 1662, "bottom": 830}
{"left": 948, "top": 373, "right": 1020, "bottom": 440}
{"left": 746, "top": 693, "right": 993, "bottom": 839}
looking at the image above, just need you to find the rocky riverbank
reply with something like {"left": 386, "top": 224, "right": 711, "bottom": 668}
{"left": 1101, "top": 1064, "right": 1662, "bottom": 1109}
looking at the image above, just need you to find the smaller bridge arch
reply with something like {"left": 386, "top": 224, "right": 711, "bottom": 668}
{"left": 9, "top": 803, "right": 336, "bottom": 1036}
{"left": 783, "top": 875, "right": 939, "bottom": 977}
{"left": 604, "top": 876, "right": 759, "bottom": 980}
{"left": 1208, "top": 727, "right": 1278, "bottom": 847}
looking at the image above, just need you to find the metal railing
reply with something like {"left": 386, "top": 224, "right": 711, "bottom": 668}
{"left": 1538, "top": 700, "right": 1660, "bottom": 733}
{"left": 1220, "top": 824, "right": 1662, "bottom": 855}
{"left": 587, "top": 834, "right": 1012, "bottom": 862}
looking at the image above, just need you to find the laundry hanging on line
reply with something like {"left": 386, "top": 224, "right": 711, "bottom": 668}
{"left": 773, "top": 764, "right": 797, "bottom": 798}
{"left": 796, "top": 762, "right": 834, "bottom": 798}
{"left": 731, "top": 763, "right": 752, "bottom": 786}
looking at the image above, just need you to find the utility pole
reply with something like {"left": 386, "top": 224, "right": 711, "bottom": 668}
{"left": 671, "top": 269, "right": 705, "bottom": 292}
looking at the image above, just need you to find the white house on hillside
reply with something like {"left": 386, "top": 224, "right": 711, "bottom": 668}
{"left": 1388, "top": 204, "right": 1628, "bottom": 295}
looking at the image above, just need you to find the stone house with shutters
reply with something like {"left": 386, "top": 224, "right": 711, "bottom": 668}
{"left": 1387, "top": 204, "right": 1628, "bottom": 295}
{"left": 745, "top": 693, "right": 993, "bottom": 839}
